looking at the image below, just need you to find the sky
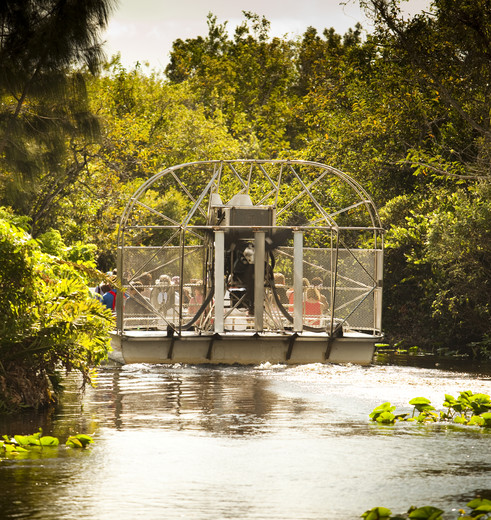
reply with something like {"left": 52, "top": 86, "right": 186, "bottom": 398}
{"left": 102, "top": 0, "right": 430, "bottom": 71}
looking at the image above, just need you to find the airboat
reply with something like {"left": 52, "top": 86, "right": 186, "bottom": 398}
{"left": 109, "top": 160, "right": 384, "bottom": 365}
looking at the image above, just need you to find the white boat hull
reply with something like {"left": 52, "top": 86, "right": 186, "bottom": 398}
{"left": 109, "top": 330, "right": 379, "bottom": 366}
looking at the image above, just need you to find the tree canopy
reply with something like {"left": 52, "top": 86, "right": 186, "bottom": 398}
{"left": 0, "top": 0, "right": 117, "bottom": 235}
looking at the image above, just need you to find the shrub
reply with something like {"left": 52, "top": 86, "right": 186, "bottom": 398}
{"left": 0, "top": 215, "right": 114, "bottom": 413}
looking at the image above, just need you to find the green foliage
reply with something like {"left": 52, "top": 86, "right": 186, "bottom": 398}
{"left": 72, "top": 58, "right": 245, "bottom": 265}
{"left": 362, "top": 498, "right": 491, "bottom": 519}
{"left": 13, "top": 431, "right": 59, "bottom": 447}
{"left": 370, "top": 392, "right": 491, "bottom": 427}
{"left": 408, "top": 397, "right": 435, "bottom": 416}
{"left": 0, "top": 212, "right": 114, "bottom": 412}
{"left": 381, "top": 184, "right": 491, "bottom": 356}
{"left": 36, "top": 229, "right": 66, "bottom": 256}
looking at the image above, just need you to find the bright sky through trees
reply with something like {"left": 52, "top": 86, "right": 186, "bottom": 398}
{"left": 102, "top": 0, "right": 429, "bottom": 69}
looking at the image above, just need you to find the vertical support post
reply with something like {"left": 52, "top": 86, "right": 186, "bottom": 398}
{"left": 178, "top": 227, "right": 185, "bottom": 335}
{"left": 375, "top": 248, "right": 384, "bottom": 333}
{"left": 293, "top": 230, "right": 303, "bottom": 332}
{"left": 329, "top": 229, "right": 339, "bottom": 336}
{"left": 254, "top": 230, "right": 265, "bottom": 332}
{"left": 214, "top": 229, "right": 225, "bottom": 333}
{"left": 116, "top": 245, "right": 124, "bottom": 333}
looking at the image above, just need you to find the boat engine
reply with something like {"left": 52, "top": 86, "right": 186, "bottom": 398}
{"left": 209, "top": 193, "right": 277, "bottom": 313}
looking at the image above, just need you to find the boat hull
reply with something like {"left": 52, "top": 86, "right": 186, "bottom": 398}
{"left": 109, "top": 331, "right": 378, "bottom": 365}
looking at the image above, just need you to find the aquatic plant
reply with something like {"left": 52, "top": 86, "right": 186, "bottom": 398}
{"left": 66, "top": 434, "right": 93, "bottom": 449}
{"left": 369, "top": 391, "right": 491, "bottom": 427}
{"left": 0, "top": 430, "right": 93, "bottom": 458}
{"left": 362, "top": 497, "right": 491, "bottom": 519}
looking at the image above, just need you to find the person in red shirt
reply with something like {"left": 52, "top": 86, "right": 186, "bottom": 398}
{"left": 304, "top": 287, "right": 322, "bottom": 326}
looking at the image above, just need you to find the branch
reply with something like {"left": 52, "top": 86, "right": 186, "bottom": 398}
{"left": 400, "top": 160, "right": 488, "bottom": 180}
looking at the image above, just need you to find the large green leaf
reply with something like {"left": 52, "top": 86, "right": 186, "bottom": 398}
{"left": 370, "top": 402, "right": 396, "bottom": 421}
{"left": 39, "top": 436, "right": 60, "bottom": 447}
{"left": 376, "top": 411, "right": 396, "bottom": 424}
{"left": 468, "top": 498, "right": 491, "bottom": 509}
{"left": 66, "top": 434, "right": 93, "bottom": 448}
{"left": 480, "top": 412, "right": 491, "bottom": 427}
{"left": 361, "top": 506, "right": 392, "bottom": 520}
{"left": 408, "top": 506, "right": 444, "bottom": 519}
{"left": 409, "top": 397, "right": 431, "bottom": 406}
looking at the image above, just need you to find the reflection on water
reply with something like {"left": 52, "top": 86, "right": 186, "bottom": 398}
{"left": 0, "top": 361, "right": 490, "bottom": 519}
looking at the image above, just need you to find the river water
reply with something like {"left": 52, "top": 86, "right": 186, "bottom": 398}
{"left": 0, "top": 357, "right": 490, "bottom": 519}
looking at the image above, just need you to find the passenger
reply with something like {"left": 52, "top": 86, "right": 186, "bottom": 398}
{"left": 101, "top": 282, "right": 117, "bottom": 312}
{"left": 311, "top": 276, "right": 329, "bottom": 313}
{"left": 125, "top": 281, "right": 150, "bottom": 316}
{"left": 288, "top": 277, "right": 310, "bottom": 307}
{"left": 151, "top": 275, "right": 174, "bottom": 316}
{"left": 304, "top": 287, "right": 322, "bottom": 326}
{"left": 139, "top": 272, "right": 153, "bottom": 299}
{"left": 182, "top": 286, "right": 192, "bottom": 306}
{"left": 188, "top": 283, "right": 204, "bottom": 316}
{"left": 273, "top": 272, "right": 289, "bottom": 305}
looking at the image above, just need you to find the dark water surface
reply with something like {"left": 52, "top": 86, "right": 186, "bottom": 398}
{"left": 0, "top": 359, "right": 490, "bottom": 519}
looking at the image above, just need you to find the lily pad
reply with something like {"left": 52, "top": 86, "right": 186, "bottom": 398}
{"left": 361, "top": 506, "right": 392, "bottom": 520}
{"left": 409, "top": 397, "right": 432, "bottom": 406}
{"left": 467, "top": 498, "right": 491, "bottom": 509}
{"left": 408, "top": 505, "right": 444, "bottom": 519}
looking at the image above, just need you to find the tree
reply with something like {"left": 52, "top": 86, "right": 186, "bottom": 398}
{"left": 360, "top": 0, "right": 491, "bottom": 181}
{"left": 166, "top": 12, "right": 298, "bottom": 156}
{"left": 0, "top": 0, "right": 116, "bottom": 235}
{"left": 380, "top": 183, "right": 491, "bottom": 356}
{"left": 352, "top": 0, "right": 491, "bottom": 354}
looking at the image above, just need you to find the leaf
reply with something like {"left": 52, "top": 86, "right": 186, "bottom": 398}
{"left": 467, "top": 416, "right": 484, "bottom": 426}
{"left": 408, "top": 506, "right": 444, "bottom": 519}
{"left": 467, "top": 498, "right": 491, "bottom": 509}
{"left": 443, "top": 394, "right": 456, "bottom": 407}
{"left": 39, "top": 436, "right": 60, "bottom": 446}
{"left": 66, "top": 437, "right": 83, "bottom": 448}
{"left": 479, "top": 412, "right": 491, "bottom": 427}
{"left": 409, "top": 397, "right": 432, "bottom": 406}
{"left": 370, "top": 402, "right": 396, "bottom": 420}
{"left": 26, "top": 435, "right": 41, "bottom": 446}
{"left": 13, "top": 435, "right": 29, "bottom": 446}
{"left": 361, "top": 506, "right": 392, "bottom": 519}
{"left": 66, "top": 434, "right": 93, "bottom": 448}
{"left": 376, "top": 411, "right": 396, "bottom": 424}
{"left": 74, "top": 434, "right": 93, "bottom": 447}
{"left": 394, "top": 413, "right": 409, "bottom": 420}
